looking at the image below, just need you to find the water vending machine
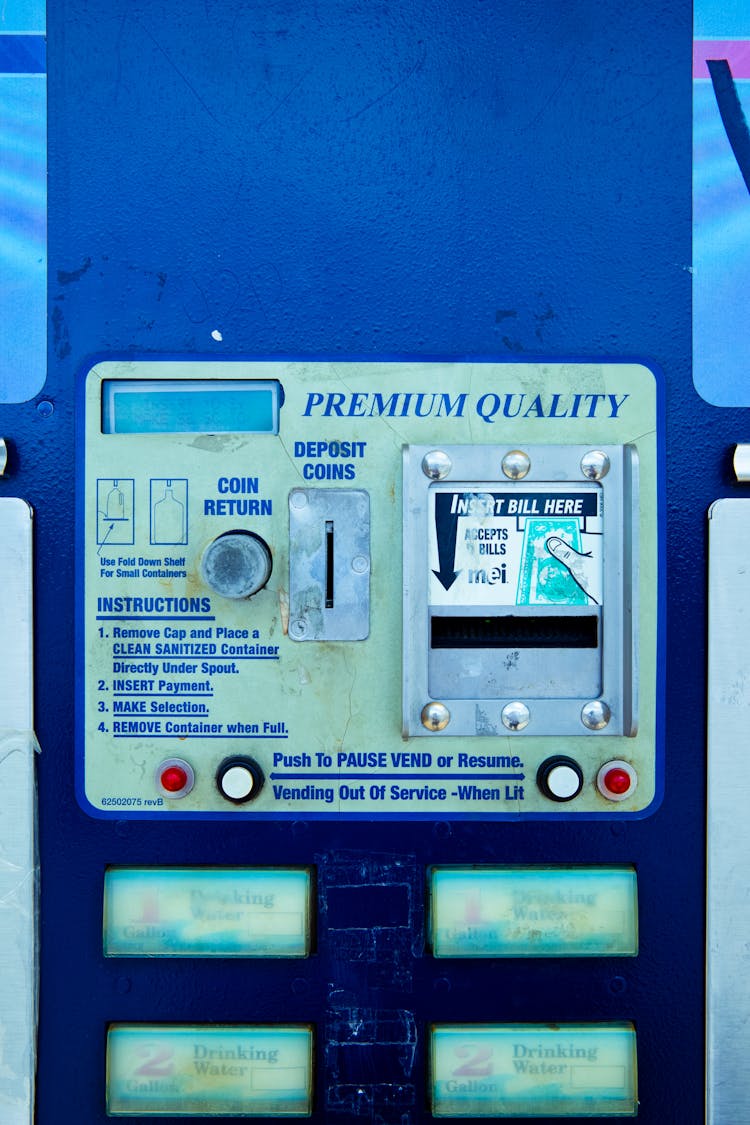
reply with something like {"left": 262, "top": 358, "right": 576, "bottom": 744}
{"left": 2, "top": 0, "right": 749, "bottom": 1121}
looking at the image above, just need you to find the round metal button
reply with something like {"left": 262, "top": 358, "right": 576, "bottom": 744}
{"left": 201, "top": 531, "right": 272, "bottom": 599}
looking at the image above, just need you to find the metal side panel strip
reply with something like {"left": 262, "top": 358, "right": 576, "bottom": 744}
{"left": 707, "top": 498, "right": 750, "bottom": 1123}
{"left": 0, "top": 498, "right": 35, "bottom": 1125}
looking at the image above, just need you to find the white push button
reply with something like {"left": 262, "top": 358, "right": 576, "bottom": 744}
{"left": 548, "top": 764, "right": 581, "bottom": 798}
{"left": 537, "top": 756, "right": 584, "bottom": 802}
{"left": 217, "top": 757, "right": 264, "bottom": 803}
{"left": 221, "top": 765, "right": 255, "bottom": 800}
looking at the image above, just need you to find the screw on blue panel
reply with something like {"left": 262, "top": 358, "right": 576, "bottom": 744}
{"left": 36, "top": 399, "right": 53, "bottom": 417}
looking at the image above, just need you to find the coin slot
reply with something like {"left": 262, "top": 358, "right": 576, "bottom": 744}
{"left": 325, "top": 520, "right": 334, "bottom": 608}
{"left": 431, "top": 614, "right": 599, "bottom": 649}
{"left": 289, "top": 488, "right": 370, "bottom": 640}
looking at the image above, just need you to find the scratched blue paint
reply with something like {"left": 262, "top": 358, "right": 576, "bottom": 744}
{"left": 694, "top": 0, "right": 750, "bottom": 404}
{"left": 0, "top": 73, "right": 46, "bottom": 402}
{"left": 13, "top": 1, "right": 709, "bottom": 1122}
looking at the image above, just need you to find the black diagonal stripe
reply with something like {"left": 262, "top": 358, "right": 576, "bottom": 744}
{"left": 708, "top": 58, "right": 750, "bottom": 196}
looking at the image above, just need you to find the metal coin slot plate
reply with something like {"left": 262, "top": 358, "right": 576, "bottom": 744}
{"left": 288, "top": 488, "right": 370, "bottom": 641}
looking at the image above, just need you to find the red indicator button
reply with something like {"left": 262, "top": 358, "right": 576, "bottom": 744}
{"left": 155, "top": 757, "right": 195, "bottom": 798}
{"left": 161, "top": 765, "right": 188, "bottom": 792}
{"left": 596, "top": 759, "right": 637, "bottom": 802}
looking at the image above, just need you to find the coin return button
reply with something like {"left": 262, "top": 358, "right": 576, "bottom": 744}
{"left": 201, "top": 530, "right": 272, "bottom": 600}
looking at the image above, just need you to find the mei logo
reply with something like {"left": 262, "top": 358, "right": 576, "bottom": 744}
{"left": 468, "top": 565, "right": 508, "bottom": 585}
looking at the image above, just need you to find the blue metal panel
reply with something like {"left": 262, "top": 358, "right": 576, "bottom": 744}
{"left": 0, "top": 0, "right": 718, "bottom": 1120}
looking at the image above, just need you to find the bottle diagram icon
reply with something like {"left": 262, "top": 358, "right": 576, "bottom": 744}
{"left": 97, "top": 479, "right": 135, "bottom": 546}
{"left": 150, "top": 479, "right": 188, "bottom": 545}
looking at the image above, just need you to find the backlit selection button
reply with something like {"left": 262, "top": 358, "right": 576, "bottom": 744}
{"left": 107, "top": 1025, "right": 313, "bottom": 1116}
{"left": 597, "top": 759, "right": 638, "bottom": 802}
{"left": 431, "top": 1023, "right": 637, "bottom": 1117}
{"left": 537, "top": 756, "right": 584, "bottom": 802}
{"left": 155, "top": 758, "right": 194, "bottom": 798}
{"left": 217, "top": 757, "right": 264, "bottom": 803}
{"left": 430, "top": 867, "right": 638, "bottom": 958}
{"left": 103, "top": 868, "right": 311, "bottom": 957}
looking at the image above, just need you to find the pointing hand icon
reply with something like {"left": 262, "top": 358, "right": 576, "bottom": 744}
{"left": 545, "top": 536, "right": 599, "bottom": 604}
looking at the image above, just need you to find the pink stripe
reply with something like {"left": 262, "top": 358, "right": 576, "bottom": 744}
{"left": 694, "top": 40, "right": 750, "bottom": 79}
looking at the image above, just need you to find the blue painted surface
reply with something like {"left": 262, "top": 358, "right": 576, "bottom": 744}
{"left": 0, "top": 0, "right": 44, "bottom": 33}
{"left": 0, "top": 72, "right": 46, "bottom": 401}
{"left": 696, "top": 0, "right": 750, "bottom": 38}
{"left": 0, "top": 35, "right": 45, "bottom": 72}
{"left": 0, "top": 0, "right": 719, "bottom": 1120}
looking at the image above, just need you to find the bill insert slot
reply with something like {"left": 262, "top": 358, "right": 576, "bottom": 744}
{"left": 431, "top": 614, "right": 599, "bottom": 649}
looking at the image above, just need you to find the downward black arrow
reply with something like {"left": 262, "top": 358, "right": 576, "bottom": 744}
{"left": 433, "top": 493, "right": 460, "bottom": 591}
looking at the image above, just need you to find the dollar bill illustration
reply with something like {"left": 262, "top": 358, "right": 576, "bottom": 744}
{"left": 517, "top": 519, "right": 590, "bottom": 605}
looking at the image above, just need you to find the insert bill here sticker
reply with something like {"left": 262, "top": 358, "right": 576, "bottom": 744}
{"left": 429, "top": 484, "right": 603, "bottom": 608}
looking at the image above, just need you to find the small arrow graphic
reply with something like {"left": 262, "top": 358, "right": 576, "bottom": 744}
{"left": 433, "top": 493, "right": 461, "bottom": 590}
{"left": 97, "top": 522, "right": 115, "bottom": 555}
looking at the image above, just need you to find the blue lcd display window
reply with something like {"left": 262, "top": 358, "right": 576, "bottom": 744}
{"left": 101, "top": 379, "right": 280, "bottom": 434}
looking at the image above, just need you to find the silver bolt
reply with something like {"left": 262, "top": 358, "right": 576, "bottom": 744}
{"left": 351, "top": 555, "right": 369, "bottom": 574}
{"left": 501, "top": 701, "right": 530, "bottom": 731}
{"left": 581, "top": 699, "right": 611, "bottom": 730}
{"left": 581, "top": 450, "right": 610, "bottom": 480}
{"left": 421, "top": 702, "right": 450, "bottom": 731}
{"left": 289, "top": 490, "right": 308, "bottom": 508}
{"left": 289, "top": 619, "right": 307, "bottom": 639}
{"left": 502, "top": 450, "right": 531, "bottom": 480}
{"left": 422, "top": 450, "right": 452, "bottom": 480}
